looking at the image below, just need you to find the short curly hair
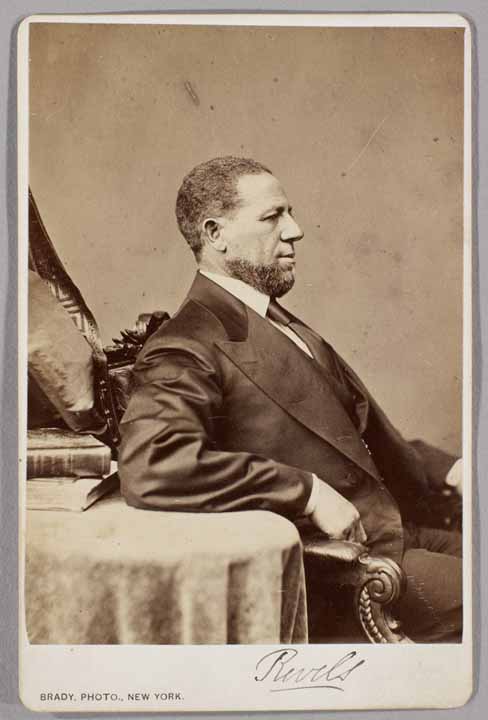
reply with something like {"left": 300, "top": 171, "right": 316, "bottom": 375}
{"left": 175, "top": 156, "right": 271, "bottom": 259}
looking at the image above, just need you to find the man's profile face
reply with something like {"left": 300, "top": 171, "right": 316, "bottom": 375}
{"left": 220, "top": 173, "right": 304, "bottom": 297}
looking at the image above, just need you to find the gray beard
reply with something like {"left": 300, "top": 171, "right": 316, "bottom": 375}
{"left": 224, "top": 257, "right": 295, "bottom": 298}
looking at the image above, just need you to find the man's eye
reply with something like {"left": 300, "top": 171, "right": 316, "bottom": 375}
{"left": 263, "top": 214, "right": 278, "bottom": 221}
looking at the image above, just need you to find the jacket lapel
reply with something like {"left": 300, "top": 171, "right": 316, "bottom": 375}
{"left": 291, "top": 322, "right": 370, "bottom": 435}
{"left": 217, "top": 309, "right": 380, "bottom": 481}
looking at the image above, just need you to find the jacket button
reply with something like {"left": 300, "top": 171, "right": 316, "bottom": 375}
{"left": 345, "top": 473, "right": 358, "bottom": 487}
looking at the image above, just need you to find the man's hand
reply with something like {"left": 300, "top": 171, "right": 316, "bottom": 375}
{"left": 310, "top": 479, "right": 367, "bottom": 544}
{"left": 445, "top": 458, "right": 463, "bottom": 497}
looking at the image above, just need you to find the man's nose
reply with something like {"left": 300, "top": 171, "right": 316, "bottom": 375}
{"left": 281, "top": 215, "right": 304, "bottom": 243}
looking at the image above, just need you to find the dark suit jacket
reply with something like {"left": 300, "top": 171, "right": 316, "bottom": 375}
{"left": 119, "top": 273, "right": 453, "bottom": 564}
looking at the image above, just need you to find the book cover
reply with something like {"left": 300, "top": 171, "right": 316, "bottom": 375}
{"left": 26, "top": 473, "right": 119, "bottom": 512}
{"left": 27, "top": 428, "right": 111, "bottom": 478}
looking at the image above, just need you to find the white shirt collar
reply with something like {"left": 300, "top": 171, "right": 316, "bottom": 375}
{"left": 199, "top": 270, "right": 270, "bottom": 318}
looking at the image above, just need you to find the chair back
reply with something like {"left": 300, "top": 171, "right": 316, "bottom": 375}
{"left": 28, "top": 189, "right": 168, "bottom": 451}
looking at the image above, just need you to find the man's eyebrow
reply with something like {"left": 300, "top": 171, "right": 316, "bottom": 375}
{"left": 260, "top": 204, "right": 293, "bottom": 216}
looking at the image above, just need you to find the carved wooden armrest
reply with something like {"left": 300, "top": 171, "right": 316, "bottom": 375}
{"left": 302, "top": 536, "right": 413, "bottom": 644}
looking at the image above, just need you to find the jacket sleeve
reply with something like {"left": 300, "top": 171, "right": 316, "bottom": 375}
{"left": 408, "top": 439, "right": 459, "bottom": 491}
{"left": 118, "top": 343, "right": 314, "bottom": 518}
{"left": 337, "top": 352, "right": 458, "bottom": 498}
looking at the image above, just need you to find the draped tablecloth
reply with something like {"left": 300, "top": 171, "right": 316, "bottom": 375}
{"left": 25, "top": 497, "right": 307, "bottom": 644}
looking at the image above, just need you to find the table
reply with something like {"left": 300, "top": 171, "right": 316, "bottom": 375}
{"left": 25, "top": 496, "right": 307, "bottom": 644}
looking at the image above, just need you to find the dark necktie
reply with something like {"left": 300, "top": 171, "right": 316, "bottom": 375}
{"left": 266, "top": 298, "right": 292, "bottom": 326}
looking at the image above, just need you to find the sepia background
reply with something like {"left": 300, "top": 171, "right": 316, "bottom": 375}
{"left": 28, "top": 23, "right": 464, "bottom": 454}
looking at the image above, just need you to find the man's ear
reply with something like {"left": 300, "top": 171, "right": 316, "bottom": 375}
{"left": 201, "top": 218, "right": 227, "bottom": 253}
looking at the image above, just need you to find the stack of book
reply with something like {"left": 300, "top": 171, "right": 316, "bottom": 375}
{"left": 26, "top": 427, "right": 118, "bottom": 512}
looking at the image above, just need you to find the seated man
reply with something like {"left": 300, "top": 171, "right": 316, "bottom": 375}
{"left": 118, "top": 156, "right": 463, "bottom": 643}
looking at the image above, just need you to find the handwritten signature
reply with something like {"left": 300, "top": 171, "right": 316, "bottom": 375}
{"left": 254, "top": 648, "right": 365, "bottom": 692}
